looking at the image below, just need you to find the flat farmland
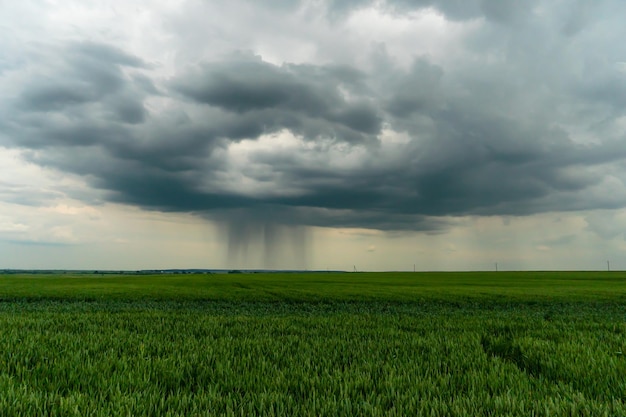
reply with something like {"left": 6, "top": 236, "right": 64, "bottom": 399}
{"left": 0, "top": 272, "right": 624, "bottom": 416}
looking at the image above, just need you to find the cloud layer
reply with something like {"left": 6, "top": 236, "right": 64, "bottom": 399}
{"left": 2, "top": 0, "right": 626, "bottom": 239}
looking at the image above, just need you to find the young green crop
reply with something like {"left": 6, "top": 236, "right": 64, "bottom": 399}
{"left": 0, "top": 271, "right": 625, "bottom": 302}
{"left": 0, "top": 272, "right": 624, "bottom": 416}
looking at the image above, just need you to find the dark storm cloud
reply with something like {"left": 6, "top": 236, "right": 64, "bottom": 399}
{"left": 3, "top": 0, "right": 626, "bottom": 234}
{"left": 11, "top": 41, "right": 149, "bottom": 138}
{"left": 384, "top": 59, "right": 444, "bottom": 118}
{"left": 173, "top": 57, "right": 381, "bottom": 140}
{"left": 20, "top": 84, "right": 95, "bottom": 111}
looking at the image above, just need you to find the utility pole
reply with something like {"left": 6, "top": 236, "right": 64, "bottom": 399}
{"left": 413, "top": 264, "right": 416, "bottom": 272}
{"left": 607, "top": 260, "right": 610, "bottom": 272}
{"left": 495, "top": 262, "right": 498, "bottom": 272}
{"left": 354, "top": 265, "right": 357, "bottom": 272}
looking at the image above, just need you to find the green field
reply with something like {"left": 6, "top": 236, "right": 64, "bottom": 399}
{"left": 0, "top": 272, "right": 625, "bottom": 416}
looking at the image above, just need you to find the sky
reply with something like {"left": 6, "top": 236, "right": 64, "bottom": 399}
{"left": 1, "top": 0, "right": 626, "bottom": 271}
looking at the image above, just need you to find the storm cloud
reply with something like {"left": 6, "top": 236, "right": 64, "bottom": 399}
{"left": 2, "top": 0, "right": 626, "bottom": 257}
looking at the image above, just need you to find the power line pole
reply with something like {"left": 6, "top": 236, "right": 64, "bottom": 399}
{"left": 495, "top": 262, "right": 498, "bottom": 272}
{"left": 607, "top": 260, "right": 610, "bottom": 272}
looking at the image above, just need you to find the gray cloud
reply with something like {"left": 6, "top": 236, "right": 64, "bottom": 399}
{"left": 173, "top": 56, "right": 381, "bottom": 141}
{"left": 5, "top": 42, "right": 149, "bottom": 149}
{"left": 585, "top": 211, "right": 625, "bottom": 239}
{"left": 0, "top": 180, "right": 63, "bottom": 207}
{"left": 327, "top": 0, "right": 538, "bottom": 22}
{"left": 2, "top": 0, "right": 626, "bottom": 245}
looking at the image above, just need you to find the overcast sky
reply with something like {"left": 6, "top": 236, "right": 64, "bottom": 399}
{"left": 1, "top": 0, "right": 626, "bottom": 271}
